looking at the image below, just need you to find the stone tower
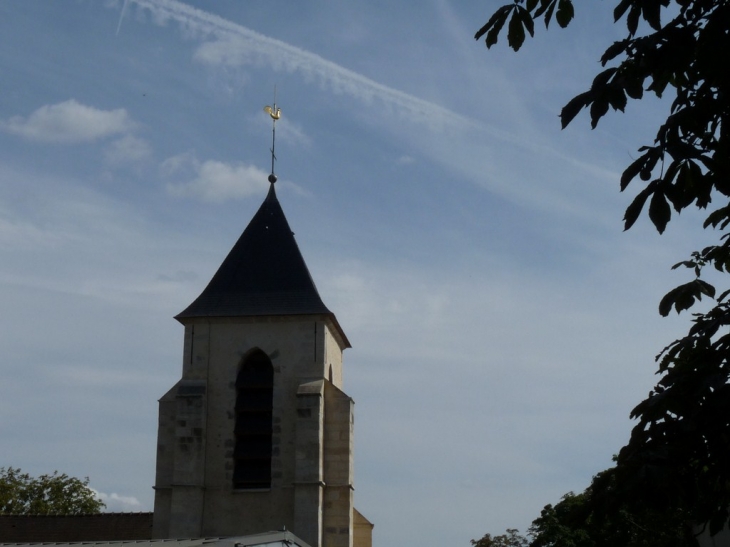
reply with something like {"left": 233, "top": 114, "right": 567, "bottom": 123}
{"left": 152, "top": 182, "right": 372, "bottom": 547}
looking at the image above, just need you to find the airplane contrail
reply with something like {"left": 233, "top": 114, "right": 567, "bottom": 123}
{"left": 127, "top": 0, "right": 483, "bottom": 134}
{"left": 116, "top": 0, "right": 131, "bottom": 36}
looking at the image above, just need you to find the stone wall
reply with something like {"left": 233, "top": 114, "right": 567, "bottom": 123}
{"left": 153, "top": 315, "right": 352, "bottom": 545}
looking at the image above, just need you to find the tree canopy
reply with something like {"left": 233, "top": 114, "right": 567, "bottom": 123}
{"left": 475, "top": 0, "right": 729, "bottom": 539}
{"left": 472, "top": 528, "right": 529, "bottom": 547}
{"left": 0, "top": 467, "right": 105, "bottom": 515}
{"left": 474, "top": 469, "right": 694, "bottom": 547}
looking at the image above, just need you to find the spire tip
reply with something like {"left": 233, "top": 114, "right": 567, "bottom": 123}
{"left": 264, "top": 87, "right": 281, "bottom": 182}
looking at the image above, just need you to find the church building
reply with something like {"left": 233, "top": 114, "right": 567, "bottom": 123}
{"left": 0, "top": 107, "right": 371, "bottom": 547}
{"left": 0, "top": 180, "right": 372, "bottom": 546}
{"left": 151, "top": 176, "right": 372, "bottom": 547}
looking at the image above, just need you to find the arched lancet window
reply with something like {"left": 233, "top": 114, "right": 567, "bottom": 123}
{"left": 233, "top": 349, "right": 273, "bottom": 489}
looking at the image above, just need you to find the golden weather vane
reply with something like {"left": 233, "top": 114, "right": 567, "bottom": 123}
{"left": 264, "top": 89, "right": 281, "bottom": 183}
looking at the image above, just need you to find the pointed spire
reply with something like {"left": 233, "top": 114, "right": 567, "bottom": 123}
{"left": 176, "top": 184, "right": 332, "bottom": 320}
{"left": 176, "top": 102, "right": 349, "bottom": 347}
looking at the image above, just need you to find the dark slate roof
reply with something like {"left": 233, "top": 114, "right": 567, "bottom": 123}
{"left": 0, "top": 516, "right": 312, "bottom": 547}
{"left": 176, "top": 184, "right": 348, "bottom": 346}
{"left": 0, "top": 513, "right": 153, "bottom": 542}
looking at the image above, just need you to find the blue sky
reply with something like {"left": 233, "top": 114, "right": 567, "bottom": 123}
{"left": 0, "top": 1, "right": 711, "bottom": 545}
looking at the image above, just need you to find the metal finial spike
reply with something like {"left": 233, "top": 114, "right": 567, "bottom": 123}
{"left": 264, "top": 87, "right": 281, "bottom": 183}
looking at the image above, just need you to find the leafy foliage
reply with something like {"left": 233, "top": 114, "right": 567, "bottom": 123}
{"left": 531, "top": 469, "right": 695, "bottom": 547}
{"left": 472, "top": 528, "right": 529, "bottom": 547}
{"left": 473, "top": 469, "right": 695, "bottom": 547}
{"left": 0, "top": 467, "right": 105, "bottom": 515}
{"left": 476, "top": 0, "right": 730, "bottom": 537}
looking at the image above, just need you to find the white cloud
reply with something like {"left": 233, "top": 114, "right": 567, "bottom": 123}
{"left": 0, "top": 214, "right": 63, "bottom": 251}
{"left": 105, "top": 134, "right": 152, "bottom": 165}
{"left": 164, "top": 153, "right": 269, "bottom": 202}
{"left": 159, "top": 150, "right": 197, "bottom": 177}
{"left": 91, "top": 489, "right": 142, "bottom": 512}
{"left": 1, "top": 100, "right": 134, "bottom": 144}
{"left": 278, "top": 119, "right": 311, "bottom": 148}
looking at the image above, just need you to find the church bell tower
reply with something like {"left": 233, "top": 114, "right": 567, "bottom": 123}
{"left": 152, "top": 106, "right": 372, "bottom": 547}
